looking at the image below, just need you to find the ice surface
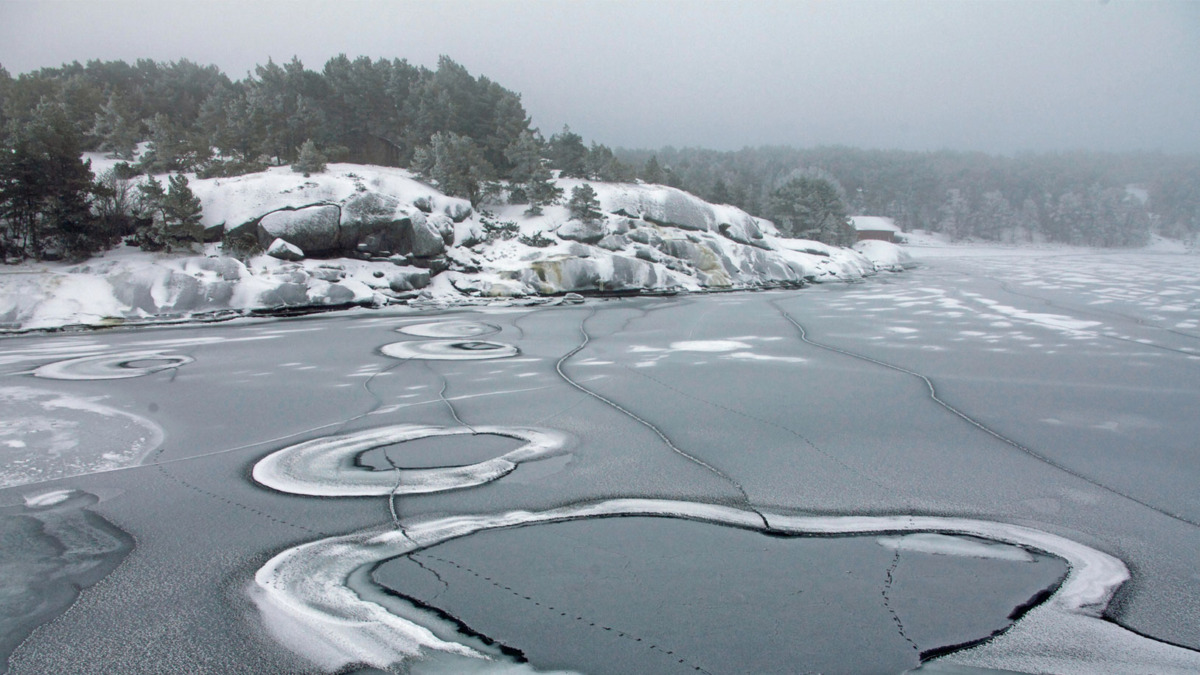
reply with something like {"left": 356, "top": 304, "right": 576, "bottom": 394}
{"left": 0, "top": 489, "right": 132, "bottom": 673}
{"left": 5, "top": 245, "right": 1200, "bottom": 672}
{"left": 0, "top": 387, "right": 163, "bottom": 488}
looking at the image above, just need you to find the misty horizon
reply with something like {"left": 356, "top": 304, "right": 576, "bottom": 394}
{"left": 2, "top": 0, "right": 1198, "bottom": 156}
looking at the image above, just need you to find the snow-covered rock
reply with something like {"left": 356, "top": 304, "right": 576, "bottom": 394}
{"left": 556, "top": 219, "right": 607, "bottom": 245}
{"left": 388, "top": 268, "right": 431, "bottom": 292}
{"left": 267, "top": 238, "right": 305, "bottom": 261}
{"left": 0, "top": 164, "right": 914, "bottom": 331}
{"left": 854, "top": 240, "right": 916, "bottom": 271}
{"left": 258, "top": 205, "right": 340, "bottom": 254}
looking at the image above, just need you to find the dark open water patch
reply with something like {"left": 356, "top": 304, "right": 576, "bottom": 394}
{"left": 374, "top": 516, "right": 1067, "bottom": 675}
{"left": 357, "top": 433, "right": 526, "bottom": 470}
{"left": 0, "top": 490, "right": 132, "bottom": 674}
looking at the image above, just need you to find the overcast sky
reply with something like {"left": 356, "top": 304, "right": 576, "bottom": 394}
{"left": 2, "top": 0, "right": 1197, "bottom": 154}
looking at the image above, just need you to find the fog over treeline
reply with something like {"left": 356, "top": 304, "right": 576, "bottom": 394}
{"left": 617, "top": 146, "right": 1200, "bottom": 247}
{"left": 2, "top": 56, "right": 1198, "bottom": 261}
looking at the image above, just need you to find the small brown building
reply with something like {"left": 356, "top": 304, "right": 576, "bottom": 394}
{"left": 851, "top": 216, "right": 902, "bottom": 243}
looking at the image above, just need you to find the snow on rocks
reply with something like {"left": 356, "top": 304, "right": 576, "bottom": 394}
{"left": 854, "top": 240, "right": 916, "bottom": 271}
{"left": 266, "top": 238, "right": 304, "bottom": 262}
{"left": 258, "top": 205, "right": 341, "bottom": 254}
{"left": 0, "top": 165, "right": 914, "bottom": 331}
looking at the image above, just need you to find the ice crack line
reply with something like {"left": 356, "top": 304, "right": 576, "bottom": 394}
{"left": 425, "top": 361, "right": 477, "bottom": 434}
{"left": 381, "top": 449, "right": 406, "bottom": 534}
{"left": 414, "top": 552, "right": 715, "bottom": 675}
{"left": 151, "top": 451, "right": 327, "bottom": 538}
{"left": 405, "top": 553, "right": 450, "bottom": 601}
{"left": 555, "top": 305, "right": 771, "bottom": 530}
{"left": 770, "top": 298, "right": 1200, "bottom": 530}
{"left": 624, "top": 365, "right": 893, "bottom": 494}
{"left": 882, "top": 548, "right": 920, "bottom": 654}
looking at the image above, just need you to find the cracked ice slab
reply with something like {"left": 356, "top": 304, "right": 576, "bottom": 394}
{"left": 250, "top": 499, "right": 1199, "bottom": 673}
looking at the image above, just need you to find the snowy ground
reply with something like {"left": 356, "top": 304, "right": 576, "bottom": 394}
{"left": 1, "top": 242, "right": 1198, "bottom": 673}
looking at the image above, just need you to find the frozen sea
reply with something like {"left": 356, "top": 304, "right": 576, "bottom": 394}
{"left": 2, "top": 245, "right": 1199, "bottom": 674}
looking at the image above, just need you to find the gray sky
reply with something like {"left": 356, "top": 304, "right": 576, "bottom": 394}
{"left": 2, "top": 0, "right": 1198, "bottom": 154}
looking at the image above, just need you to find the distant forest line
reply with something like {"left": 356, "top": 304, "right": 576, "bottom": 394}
{"left": 1, "top": 56, "right": 1198, "bottom": 260}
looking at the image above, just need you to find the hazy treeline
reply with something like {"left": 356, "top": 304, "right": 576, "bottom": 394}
{"left": 617, "top": 146, "right": 1200, "bottom": 247}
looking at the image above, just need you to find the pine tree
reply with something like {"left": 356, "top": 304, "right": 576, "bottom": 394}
{"left": 165, "top": 175, "right": 203, "bottom": 232}
{"left": 504, "top": 130, "right": 561, "bottom": 215}
{"left": 419, "top": 131, "right": 492, "bottom": 206}
{"left": 134, "top": 174, "right": 204, "bottom": 251}
{"left": 0, "top": 101, "right": 100, "bottom": 259}
{"left": 91, "top": 94, "right": 141, "bottom": 160}
{"left": 769, "top": 175, "right": 852, "bottom": 245}
{"left": 292, "top": 139, "right": 327, "bottom": 174}
{"left": 710, "top": 177, "right": 731, "bottom": 205}
{"left": 567, "top": 184, "right": 602, "bottom": 223}
{"left": 641, "top": 155, "right": 665, "bottom": 184}
{"left": 548, "top": 126, "right": 588, "bottom": 178}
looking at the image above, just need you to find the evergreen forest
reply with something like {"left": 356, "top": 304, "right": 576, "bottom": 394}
{"left": 1, "top": 55, "right": 1197, "bottom": 261}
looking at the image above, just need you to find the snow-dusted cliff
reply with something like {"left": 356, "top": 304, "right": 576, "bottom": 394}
{"left": 0, "top": 162, "right": 911, "bottom": 331}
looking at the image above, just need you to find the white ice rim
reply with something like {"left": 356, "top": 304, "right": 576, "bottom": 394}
{"left": 397, "top": 320, "right": 502, "bottom": 339}
{"left": 251, "top": 424, "right": 569, "bottom": 497}
{"left": 380, "top": 340, "right": 520, "bottom": 361}
{"left": 249, "top": 498, "right": 1200, "bottom": 674}
{"left": 33, "top": 350, "right": 195, "bottom": 380}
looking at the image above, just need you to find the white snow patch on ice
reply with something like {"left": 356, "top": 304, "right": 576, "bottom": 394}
{"left": 727, "top": 352, "right": 808, "bottom": 364}
{"left": 23, "top": 489, "right": 74, "bottom": 507}
{"left": 669, "top": 340, "right": 751, "bottom": 352}
{"left": 877, "top": 533, "right": 1034, "bottom": 562}
{"left": 252, "top": 424, "right": 569, "bottom": 497}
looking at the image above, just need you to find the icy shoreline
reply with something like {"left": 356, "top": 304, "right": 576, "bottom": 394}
{"left": 1, "top": 161, "right": 919, "bottom": 333}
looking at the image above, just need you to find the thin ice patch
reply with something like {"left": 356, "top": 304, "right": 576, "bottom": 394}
{"left": 381, "top": 340, "right": 519, "bottom": 361}
{"left": 0, "top": 387, "right": 164, "bottom": 488}
{"left": 397, "top": 321, "right": 501, "bottom": 339}
{"left": 33, "top": 351, "right": 194, "bottom": 380}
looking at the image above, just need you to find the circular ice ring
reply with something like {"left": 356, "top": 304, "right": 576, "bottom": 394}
{"left": 33, "top": 351, "right": 195, "bottom": 380}
{"left": 380, "top": 340, "right": 519, "bottom": 361}
{"left": 251, "top": 499, "right": 1154, "bottom": 674}
{"left": 252, "top": 424, "right": 568, "bottom": 496}
{"left": 397, "top": 321, "right": 501, "bottom": 339}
